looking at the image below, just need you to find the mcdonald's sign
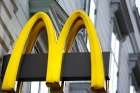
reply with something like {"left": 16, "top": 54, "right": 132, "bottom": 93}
{"left": 1, "top": 10, "right": 106, "bottom": 92}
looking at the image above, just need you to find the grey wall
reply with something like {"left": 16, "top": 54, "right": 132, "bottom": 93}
{"left": 95, "top": 0, "right": 140, "bottom": 93}
{"left": 0, "top": 0, "right": 29, "bottom": 54}
{"left": 117, "top": 0, "right": 140, "bottom": 93}
{"left": 95, "top": 0, "right": 112, "bottom": 52}
{"left": 126, "top": 0, "right": 140, "bottom": 51}
{"left": 117, "top": 37, "right": 133, "bottom": 93}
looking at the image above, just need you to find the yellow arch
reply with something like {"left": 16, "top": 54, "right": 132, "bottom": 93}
{"left": 2, "top": 12, "right": 57, "bottom": 91}
{"left": 2, "top": 10, "right": 105, "bottom": 91}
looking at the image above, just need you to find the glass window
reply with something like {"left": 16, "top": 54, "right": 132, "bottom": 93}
{"left": 109, "top": 33, "right": 120, "bottom": 93}
{"left": 135, "top": 0, "right": 140, "bottom": 14}
{"left": 31, "top": 82, "right": 40, "bottom": 93}
{"left": 130, "top": 85, "right": 136, "bottom": 93}
{"left": 87, "top": 0, "right": 96, "bottom": 51}
{"left": 89, "top": 0, "right": 96, "bottom": 24}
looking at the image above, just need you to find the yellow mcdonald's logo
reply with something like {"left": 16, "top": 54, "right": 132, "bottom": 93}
{"left": 1, "top": 10, "right": 105, "bottom": 91}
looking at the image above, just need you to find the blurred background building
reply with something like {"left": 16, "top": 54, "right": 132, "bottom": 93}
{"left": 0, "top": 0, "right": 140, "bottom": 93}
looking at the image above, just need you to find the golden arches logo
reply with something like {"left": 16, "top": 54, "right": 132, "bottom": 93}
{"left": 2, "top": 10, "right": 105, "bottom": 91}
